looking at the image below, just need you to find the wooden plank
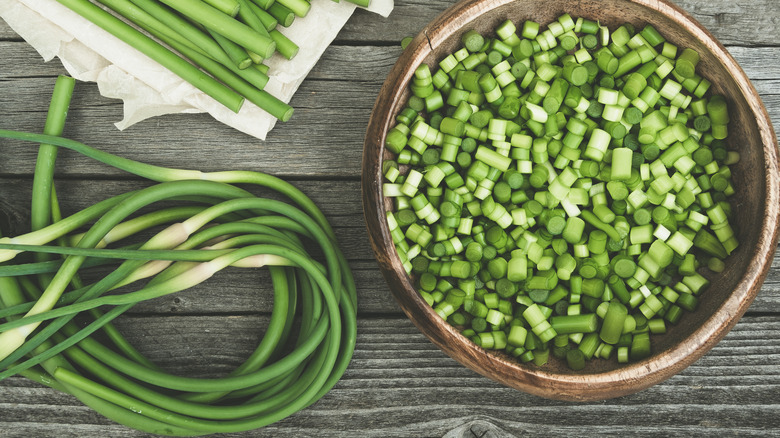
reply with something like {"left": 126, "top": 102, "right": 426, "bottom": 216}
{"left": 0, "top": 78, "right": 377, "bottom": 179}
{"left": 671, "top": 0, "right": 780, "bottom": 47}
{"left": 0, "top": 315, "right": 778, "bottom": 437}
{"left": 1, "top": 43, "right": 777, "bottom": 88}
{"left": 1, "top": 0, "right": 779, "bottom": 46}
{"left": 339, "top": 0, "right": 780, "bottom": 47}
{"left": 0, "top": 44, "right": 778, "bottom": 179}
{"left": 0, "top": 178, "right": 368, "bottom": 253}
{"left": 0, "top": 2, "right": 778, "bottom": 435}
{"left": 0, "top": 179, "right": 365, "bottom": 226}
{"left": 727, "top": 47, "right": 780, "bottom": 81}
{"left": 0, "top": 177, "right": 779, "bottom": 315}
{"left": 1, "top": 251, "right": 778, "bottom": 316}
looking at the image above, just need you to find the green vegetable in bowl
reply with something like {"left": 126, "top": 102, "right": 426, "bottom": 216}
{"left": 383, "top": 14, "right": 739, "bottom": 368}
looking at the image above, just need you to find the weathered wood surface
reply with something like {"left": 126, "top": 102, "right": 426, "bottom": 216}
{"left": 0, "top": 0, "right": 779, "bottom": 436}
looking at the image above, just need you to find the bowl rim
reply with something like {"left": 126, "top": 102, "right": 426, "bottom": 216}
{"left": 362, "top": 0, "right": 780, "bottom": 401}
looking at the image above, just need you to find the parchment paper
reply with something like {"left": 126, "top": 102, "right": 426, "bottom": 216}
{"left": 0, "top": 0, "right": 394, "bottom": 139}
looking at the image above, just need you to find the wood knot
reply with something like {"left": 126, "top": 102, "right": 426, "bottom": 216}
{"left": 443, "top": 419, "right": 514, "bottom": 438}
{"left": 0, "top": 199, "right": 28, "bottom": 237}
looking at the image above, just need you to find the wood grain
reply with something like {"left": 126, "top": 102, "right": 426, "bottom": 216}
{"left": 1, "top": 316, "right": 779, "bottom": 437}
{"left": 340, "top": 0, "right": 780, "bottom": 47}
{"left": 1, "top": 0, "right": 779, "bottom": 46}
{"left": 0, "top": 0, "right": 778, "bottom": 435}
{"left": 0, "top": 42, "right": 777, "bottom": 179}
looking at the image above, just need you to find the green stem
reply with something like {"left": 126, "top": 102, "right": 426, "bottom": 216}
{"left": 99, "top": 0, "right": 284, "bottom": 108}
{"left": 209, "top": 28, "right": 254, "bottom": 69}
{"left": 0, "top": 131, "right": 330, "bottom": 239}
{"left": 31, "top": 76, "right": 76, "bottom": 233}
{"left": 56, "top": 0, "right": 245, "bottom": 112}
{"left": 275, "top": 0, "right": 310, "bottom": 17}
{"left": 159, "top": 0, "right": 276, "bottom": 58}
{"left": 203, "top": 0, "right": 239, "bottom": 16}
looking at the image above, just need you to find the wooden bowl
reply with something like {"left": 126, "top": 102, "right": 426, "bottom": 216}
{"left": 362, "top": 0, "right": 780, "bottom": 400}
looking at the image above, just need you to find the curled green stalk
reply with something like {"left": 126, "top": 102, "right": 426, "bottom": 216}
{"left": 0, "top": 83, "right": 356, "bottom": 435}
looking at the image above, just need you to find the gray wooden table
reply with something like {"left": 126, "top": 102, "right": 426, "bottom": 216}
{"left": 1, "top": 1, "right": 779, "bottom": 436}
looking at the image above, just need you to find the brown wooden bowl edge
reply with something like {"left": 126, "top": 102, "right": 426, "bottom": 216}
{"left": 361, "top": 0, "right": 780, "bottom": 401}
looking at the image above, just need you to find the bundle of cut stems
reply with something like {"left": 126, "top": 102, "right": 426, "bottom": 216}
{"left": 55, "top": 0, "right": 370, "bottom": 121}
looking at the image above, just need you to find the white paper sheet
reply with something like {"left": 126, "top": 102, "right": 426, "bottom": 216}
{"left": 0, "top": 0, "right": 393, "bottom": 139}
